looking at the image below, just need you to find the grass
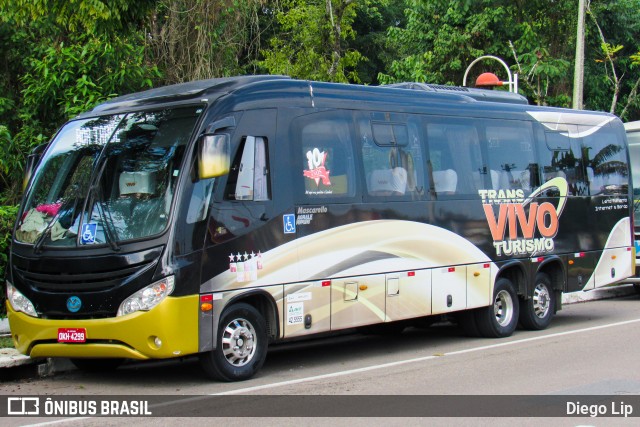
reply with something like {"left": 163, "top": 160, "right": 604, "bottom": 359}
{"left": 0, "top": 335, "right": 15, "bottom": 349}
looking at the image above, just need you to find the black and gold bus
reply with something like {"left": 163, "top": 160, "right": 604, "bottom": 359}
{"left": 6, "top": 76, "right": 634, "bottom": 381}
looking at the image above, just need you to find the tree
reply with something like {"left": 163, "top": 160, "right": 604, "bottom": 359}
{"left": 510, "top": 46, "right": 570, "bottom": 106}
{"left": 259, "top": 0, "right": 364, "bottom": 83}
{"left": 0, "top": 1, "right": 160, "bottom": 204}
{"left": 147, "top": 0, "right": 270, "bottom": 84}
{"left": 585, "top": 0, "right": 640, "bottom": 119}
{"left": 378, "top": 0, "right": 510, "bottom": 85}
{"left": 350, "top": 0, "right": 405, "bottom": 84}
{"left": 1, "top": 0, "right": 154, "bottom": 33}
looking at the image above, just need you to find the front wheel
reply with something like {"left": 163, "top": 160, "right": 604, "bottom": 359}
{"left": 199, "top": 303, "right": 268, "bottom": 382}
{"left": 475, "top": 278, "right": 519, "bottom": 338}
{"left": 519, "top": 272, "right": 556, "bottom": 330}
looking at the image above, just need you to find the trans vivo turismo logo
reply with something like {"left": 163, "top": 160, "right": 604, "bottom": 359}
{"left": 479, "top": 177, "right": 568, "bottom": 257}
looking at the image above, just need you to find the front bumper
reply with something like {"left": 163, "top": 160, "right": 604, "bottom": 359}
{"left": 6, "top": 295, "right": 199, "bottom": 360}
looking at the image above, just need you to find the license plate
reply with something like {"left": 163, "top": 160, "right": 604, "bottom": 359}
{"left": 57, "top": 328, "right": 86, "bottom": 343}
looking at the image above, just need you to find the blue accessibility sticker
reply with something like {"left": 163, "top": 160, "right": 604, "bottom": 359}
{"left": 80, "top": 223, "right": 97, "bottom": 244}
{"left": 283, "top": 214, "right": 296, "bottom": 234}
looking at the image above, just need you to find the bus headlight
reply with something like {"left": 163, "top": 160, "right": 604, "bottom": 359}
{"left": 6, "top": 282, "right": 37, "bottom": 317}
{"left": 117, "top": 276, "right": 175, "bottom": 317}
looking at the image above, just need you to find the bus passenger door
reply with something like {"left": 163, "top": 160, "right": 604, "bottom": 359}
{"left": 385, "top": 270, "right": 432, "bottom": 321}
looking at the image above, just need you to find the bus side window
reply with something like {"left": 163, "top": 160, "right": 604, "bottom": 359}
{"left": 300, "top": 116, "right": 356, "bottom": 200}
{"left": 485, "top": 122, "right": 536, "bottom": 193}
{"left": 363, "top": 120, "right": 411, "bottom": 197}
{"left": 225, "top": 136, "right": 270, "bottom": 201}
{"left": 582, "top": 126, "right": 628, "bottom": 195}
{"left": 538, "top": 125, "right": 586, "bottom": 197}
{"left": 426, "top": 122, "right": 482, "bottom": 197}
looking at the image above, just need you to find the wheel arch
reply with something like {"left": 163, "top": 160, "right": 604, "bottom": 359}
{"left": 535, "top": 257, "right": 565, "bottom": 312}
{"left": 537, "top": 257, "right": 565, "bottom": 292}
{"left": 225, "top": 290, "right": 280, "bottom": 342}
{"left": 496, "top": 261, "right": 527, "bottom": 297}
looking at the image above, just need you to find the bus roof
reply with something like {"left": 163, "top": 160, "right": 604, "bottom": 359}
{"left": 76, "top": 76, "right": 621, "bottom": 125}
{"left": 625, "top": 120, "right": 640, "bottom": 132}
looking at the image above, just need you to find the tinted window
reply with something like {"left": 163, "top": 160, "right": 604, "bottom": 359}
{"left": 295, "top": 113, "right": 357, "bottom": 201}
{"left": 485, "top": 122, "right": 537, "bottom": 193}
{"left": 426, "top": 120, "right": 482, "bottom": 197}
{"left": 582, "top": 125, "right": 628, "bottom": 195}
{"left": 361, "top": 114, "right": 425, "bottom": 199}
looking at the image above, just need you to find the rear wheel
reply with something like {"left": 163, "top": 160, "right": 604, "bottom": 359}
{"left": 70, "top": 358, "right": 124, "bottom": 372}
{"left": 199, "top": 303, "right": 267, "bottom": 382}
{"left": 475, "top": 278, "right": 519, "bottom": 338}
{"left": 519, "top": 272, "right": 555, "bottom": 330}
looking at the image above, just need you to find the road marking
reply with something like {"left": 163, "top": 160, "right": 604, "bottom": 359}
{"left": 212, "top": 317, "right": 640, "bottom": 395}
{"left": 18, "top": 317, "right": 640, "bottom": 426}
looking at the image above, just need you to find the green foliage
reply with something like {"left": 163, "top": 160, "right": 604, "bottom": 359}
{"left": 379, "top": 0, "right": 512, "bottom": 85}
{"left": 517, "top": 47, "right": 571, "bottom": 106}
{"left": 0, "top": 337, "right": 15, "bottom": 348}
{"left": 259, "top": 0, "right": 365, "bottom": 83}
{"left": 583, "top": 0, "right": 640, "bottom": 117}
{"left": 1, "top": 0, "right": 155, "bottom": 33}
{"left": 0, "top": 20, "right": 160, "bottom": 204}
{"left": 0, "top": 336, "right": 14, "bottom": 348}
{"left": 148, "top": 0, "right": 268, "bottom": 84}
{"left": 350, "top": 0, "right": 405, "bottom": 84}
{"left": 0, "top": 205, "right": 19, "bottom": 318}
{"left": 21, "top": 34, "right": 159, "bottom": 120}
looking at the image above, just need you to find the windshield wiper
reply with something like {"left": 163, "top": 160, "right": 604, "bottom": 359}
{"left": 85, "top": 161, "right": 120, "bottom": 252}
{"left": 91, "top": 197, "right": 120, "bottom": 252}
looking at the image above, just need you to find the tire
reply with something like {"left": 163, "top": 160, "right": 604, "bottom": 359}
{"left": 70, "top": 358, "right": 124, "bottom": 372}
{"left": 519, "top": 272, "right": 556, "bottom": 330}
{"left": 634, "top": 284, "right": 640, "bottom": 295}
{"left": 199, "top": 303, "right": 267, "bottom": 382}
{"left": 475, "top": 278, "right": 519, "bottom": 338}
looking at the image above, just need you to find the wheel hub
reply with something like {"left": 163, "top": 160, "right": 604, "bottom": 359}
{"left": 222, "top": 319, "right": 257, "bottom": 366}
{"left": 494, "top": 289, "right": 513, "bottom": 327}
{"left": 533, "top": 284, "right": 551, "bottom": 318}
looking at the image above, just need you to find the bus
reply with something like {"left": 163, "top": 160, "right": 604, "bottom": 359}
{"left": 6, "top": 76, "right": 635, "bottom": 381}
{"left": 625, "top": 120, "right": 640, "bottom": 291}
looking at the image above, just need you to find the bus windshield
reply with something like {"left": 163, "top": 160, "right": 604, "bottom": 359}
{"left": 16, "top": 106, "right": 202, "bottom": 247}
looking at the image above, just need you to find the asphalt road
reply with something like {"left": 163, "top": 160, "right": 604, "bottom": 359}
{"left": 2, "top": 292, "right": 640, "bottom": 426}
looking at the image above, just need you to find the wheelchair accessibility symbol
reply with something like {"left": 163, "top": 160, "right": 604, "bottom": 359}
{"left": 283, "top": 214, "right": 296, "bottom": 234}
{"left": 80, "top": 223, "right": 97, "bottom": 244}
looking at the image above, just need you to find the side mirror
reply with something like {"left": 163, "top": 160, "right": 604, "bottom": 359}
{"left": 198, "top": 134, "right": 230, "bottom": 179}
